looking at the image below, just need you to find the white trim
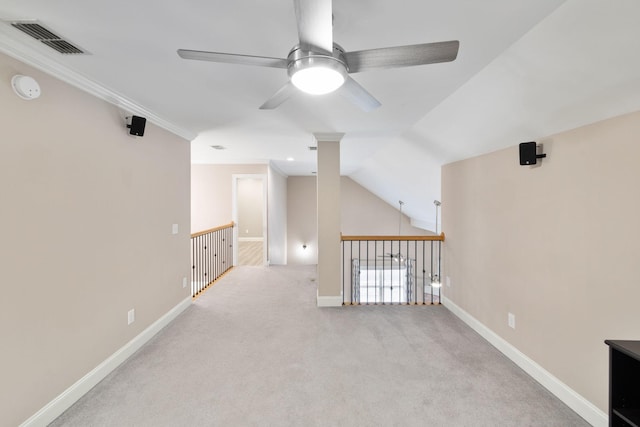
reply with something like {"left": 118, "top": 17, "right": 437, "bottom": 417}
{"left": 316, "top": 291, "right": 343, "bottom": 307}
{"left": 0, "top": 23, "right": 196, "bottom": 141}
{"left": 20, "top": 297, "right": 192, "bottom": 427}
{"left": 268, "top": 160, "right": 289, "bottom": 178}
{"left": 442, "top": 297, "right": 607, "bottom": 427}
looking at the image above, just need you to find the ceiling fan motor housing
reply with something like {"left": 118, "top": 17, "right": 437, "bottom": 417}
{"left": 287, "top": 44, "right": 349, "bottom": 94}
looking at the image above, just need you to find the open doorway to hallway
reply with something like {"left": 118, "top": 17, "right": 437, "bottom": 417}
{"left": 233, "top": 174, "right": 267, "bottom": 266}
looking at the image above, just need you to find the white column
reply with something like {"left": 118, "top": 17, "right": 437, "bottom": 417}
{"left": 315, "top": 132, "right": 344, "bottom": 307}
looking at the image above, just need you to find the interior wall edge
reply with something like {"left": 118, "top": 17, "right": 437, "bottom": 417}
{"left": 442, "top": 297, "right": 607, "bottom": 427}
{"left": 20, "top": 298, "right": 192, "bottom": 427}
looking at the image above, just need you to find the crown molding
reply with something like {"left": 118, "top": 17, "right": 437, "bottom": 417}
{"left": 313, "top": 132, "right": 345, "bottom": 142}
{"left": 0, "top": 22, "right": 196, "bottom": 141}
{"left": 268, "top": 160, "right": 289, "bottom": 178}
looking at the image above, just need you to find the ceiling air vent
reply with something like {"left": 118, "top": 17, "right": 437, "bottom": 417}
{"left": 10, "top": 21, "right": 85, "bottom": 54}
{"left": 308, "top": 146, "right": 317, "bottom": 151}
{"left": 210, "top": 145, "right": 226, "bottom": 150}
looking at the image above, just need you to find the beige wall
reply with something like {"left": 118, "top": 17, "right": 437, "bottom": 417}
{"left": 237, "top": 177, "right": 264, "bottom": 239}
{"left": 267, "top": 165, "right": 287, "bottom": 265}
{"left": 190, "top": 164, "right": 267, "bottom": 233}
{"left": 0, "top": 53, "right": 190, "bottom": 426}
{"left": 192, "top": 164, "right": 289, "bottom": 264}
{"left": 287, "top": 176, "right": 431, "bottom": 265}
{"left": 287, "top": 177, "right": 318, "bottom": 265}
{"left": 442, "top": 110, "right": 640, "bottom": 412}
{"left": 341, "top": 177, "right": 432, "bottom": 236}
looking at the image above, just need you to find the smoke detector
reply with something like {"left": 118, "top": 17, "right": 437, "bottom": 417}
{"left": 11, "top": 75, "right": 41, "bottom": 100}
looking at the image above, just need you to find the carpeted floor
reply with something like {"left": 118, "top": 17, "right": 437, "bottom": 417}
{"left": 51, "top": 265, "right": 589, "bottom": 426}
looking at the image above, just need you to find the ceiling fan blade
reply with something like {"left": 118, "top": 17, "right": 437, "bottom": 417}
{"left": 293, "top": 0, "right": 333, "bottom": 52}
{"left": 344, "top": 40, "right": 459, "bottom": 73}
{"left": 339, "top": 76, "right": 381, "bottom": 112}
{"left": 177, "top": 49, "right": 288, "bottom": 69}
{"left": 259, "top": 82, "right": 297, "bottom": 110}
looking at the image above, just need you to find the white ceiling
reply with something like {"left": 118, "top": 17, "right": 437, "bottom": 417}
{"left": 2, "top": 0, "right": 640, "bottom": 229}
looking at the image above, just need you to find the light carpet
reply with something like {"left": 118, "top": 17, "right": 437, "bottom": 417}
{"left": 51, "top": 265, "right": 589, "bottom": 426}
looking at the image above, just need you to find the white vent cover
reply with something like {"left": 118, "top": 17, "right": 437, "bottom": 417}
{"left": 10, "top": 21, "right": 85, "bottom": 54}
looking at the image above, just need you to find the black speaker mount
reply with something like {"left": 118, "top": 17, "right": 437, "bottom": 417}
{"left": 519, "top": 141, "right": 546, "bottom": 165}
{"left": 126, "top": 115, "right": 146, "bottom": 137}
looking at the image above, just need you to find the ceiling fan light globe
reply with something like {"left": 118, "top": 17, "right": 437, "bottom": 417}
{"left": 291, "top": 66, "right": 345, "bottom": 95}
{"left": 288, "top": 53, "right": 348, "bottom": 95}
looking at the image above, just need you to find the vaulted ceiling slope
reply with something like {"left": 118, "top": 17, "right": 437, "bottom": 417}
{"left": 2, "top": 1, "right": 639, "bottom": 229}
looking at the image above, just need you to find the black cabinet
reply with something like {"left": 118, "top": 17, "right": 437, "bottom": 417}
{"left": 605, "top": 340, "right": 640, "bottom": 427}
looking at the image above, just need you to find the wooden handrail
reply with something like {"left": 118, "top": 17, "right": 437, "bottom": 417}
{"left": 191, "top": 222, "right": 235, "bottom": 238}
{"left": 341, "top": 232, "right": 445, "bottom": 242}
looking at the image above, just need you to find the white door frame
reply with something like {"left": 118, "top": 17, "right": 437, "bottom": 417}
{"left": 232, "top": 174, "right": 268, "bottom": 266}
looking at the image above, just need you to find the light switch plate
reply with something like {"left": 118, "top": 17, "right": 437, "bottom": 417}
{"left": 508, "top": 312, "right": 516, "bottom": 329}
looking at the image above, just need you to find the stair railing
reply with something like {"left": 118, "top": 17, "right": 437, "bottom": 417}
{"left": 191, "top": 222, "right": 234, "bottom": 298}
{"left": 341, "top": 234, "right": 445, "bottom": 305}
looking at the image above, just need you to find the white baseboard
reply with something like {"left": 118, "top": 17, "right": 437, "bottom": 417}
{"left": 316, "top": 291, "right": 343, "bottom": 307}
{"left": 20, "top": 297, "right": 192, "bottom": 427}
{"left": 442, "top": 297, "right": 607, "bottom": 427}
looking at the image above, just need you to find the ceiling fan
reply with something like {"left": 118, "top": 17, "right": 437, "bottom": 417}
{"left": 177, "top": 0, "right": 459, "bottom": 112}
{"left": 378, "top": 252, "right": 407, "bottom": 265}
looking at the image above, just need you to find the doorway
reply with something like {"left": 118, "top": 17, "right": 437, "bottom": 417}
{"left": 232, "top": 174, "right": 267, "bottom": 266}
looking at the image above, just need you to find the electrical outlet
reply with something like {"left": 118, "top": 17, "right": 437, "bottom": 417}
{"left": 182, "top": 277, "right": 187, "bottom": 288}
{"left": 508, "top": 312, "right": 516, "bottom": 329}
{"left": 128, "top": 309, "right": 135, "bottom": 325}
{"left": 172, "top": 224, "right": 179, "bottom": 234}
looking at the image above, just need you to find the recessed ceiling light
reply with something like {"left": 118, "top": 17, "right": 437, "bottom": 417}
{"left": 210, "top": 145, "right": 226, "bottom": 150}
{"left": 286, "top": 157, "right": 294, "bottom": 161}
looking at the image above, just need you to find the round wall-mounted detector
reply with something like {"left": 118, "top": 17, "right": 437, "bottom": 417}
{"left": 11, "top": 75, "right": 41, "bottom": 100}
